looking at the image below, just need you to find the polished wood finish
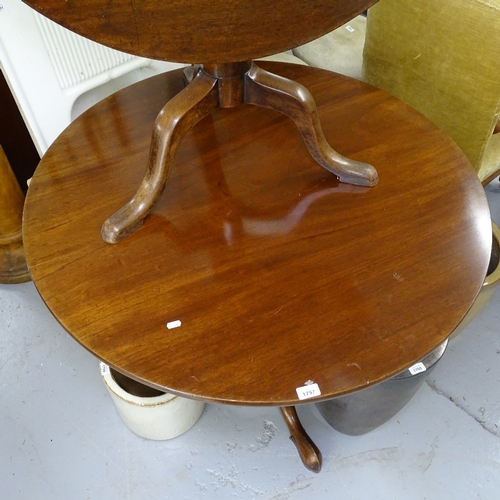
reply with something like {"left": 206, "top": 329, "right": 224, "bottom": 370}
{"left": 0, "top": 146, "right": 30, "bottom": 284}
{"left": 102, "top": 62, "right": 378, "bottom": 243}
{"left": 23, "top": 64, "right": 491, "bottom": 407}
{"left": 280, "top": 407, "right": 322, "bottom": 473}
{"left": 101, "top": 68, "right": 220, "bottom": 243}
{"left": 22, "top": 1, "right": 378, "bottom": 63}
{"left": 244, "top": 64, "right": 378, "bottom": 187}
{"left": 23, "top": 1, "right": 380, "bottom": 245}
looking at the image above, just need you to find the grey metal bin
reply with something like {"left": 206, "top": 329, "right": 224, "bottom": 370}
{"left": 316, "top": 339, "right": 448, "bottom": 435}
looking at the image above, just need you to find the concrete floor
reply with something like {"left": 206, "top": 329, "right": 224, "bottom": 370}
{"left": 1, "top": 180, "right": 499, "bottom": 499}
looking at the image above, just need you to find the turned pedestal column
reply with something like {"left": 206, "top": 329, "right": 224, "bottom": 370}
{"left": 0, "top": 145, "right": 30, "bottom": 283}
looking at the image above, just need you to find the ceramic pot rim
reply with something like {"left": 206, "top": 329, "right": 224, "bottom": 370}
{"left": 100, "top": 362, "right": 177, "bottom": 407}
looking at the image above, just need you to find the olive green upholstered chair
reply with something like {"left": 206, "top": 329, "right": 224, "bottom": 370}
{"left": 293, "top": 3, "right": 500, "bottom": 286}
{"left": 363, "top": 0, "right": 500, "bottom": 185}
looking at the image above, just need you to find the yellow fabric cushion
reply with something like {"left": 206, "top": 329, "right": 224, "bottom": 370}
{"left": 363, "top": 0, "right": 500, "bottom": 181}
{"left": 481, "top": 132, "right": 500, "bottom": 183}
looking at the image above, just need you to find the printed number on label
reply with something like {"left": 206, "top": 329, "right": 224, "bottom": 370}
{"left": 408, "top": 362, "right": 426, "bottom": 375}
{"left": 296, "top": 383, "right": 321, "bottom": 400}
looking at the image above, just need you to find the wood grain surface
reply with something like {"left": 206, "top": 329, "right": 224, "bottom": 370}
{"left": 23, "top": 63, "right": 491, "bottom": 405}
{"left": 22, "top": 0, "right": 378, "bottom": 63}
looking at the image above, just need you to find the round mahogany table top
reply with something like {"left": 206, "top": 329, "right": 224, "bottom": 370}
{"left": 23, "top": 63, "right": 491, "bottom": 405}
{"left": 23, "top": 0, "right": 377, "bottom": 63}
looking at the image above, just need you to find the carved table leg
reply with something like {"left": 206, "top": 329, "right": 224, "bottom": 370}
{"left": 103, "top": 61, "right": 377, "bottom": 244}
{"left": 245, "top": 63, "right": 378, "bottom": 187}
{"left": 280, "top": 406, "right": 322, "bottom": 473}
{"left": 101, "top": 69, "right": 219, "bottom": 243}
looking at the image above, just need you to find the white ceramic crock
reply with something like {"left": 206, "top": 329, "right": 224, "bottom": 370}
{"left": 100, "top": 362, "right": 205, "bottom": 440}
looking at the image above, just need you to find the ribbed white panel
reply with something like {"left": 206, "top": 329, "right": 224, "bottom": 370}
{"left": 35, "top": 15, "right": 135, "bottom": 90}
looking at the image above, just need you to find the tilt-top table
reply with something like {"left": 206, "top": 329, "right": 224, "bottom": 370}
{"left": 23, "top": 62, "right": 491, "bottom": 472}
{"left": 23, "top": 0, "right": 380, "bottom": 245}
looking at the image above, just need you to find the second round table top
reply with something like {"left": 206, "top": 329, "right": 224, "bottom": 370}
{"left": 22, "top": 0, "right": 377, "bottom": 63}
{"left": 23, "top": 63, "right": 491, "bottom": 405}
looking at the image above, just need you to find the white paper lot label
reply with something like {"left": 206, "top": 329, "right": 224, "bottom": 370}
{"left": 166, "top": 320, "right": 182, "bottom": 329}
{"left": 296, "top": 383, "right": 321, "bottom": 401}
{"left": 408, "top": 362, "right": 426, "bottom": 375}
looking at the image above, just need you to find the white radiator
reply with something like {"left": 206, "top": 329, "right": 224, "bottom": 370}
{"left": 35, "top": 14, "right": 137, "bottom": 91}
{"left": 0, "top": 0, "right": 179, "bottom": 153}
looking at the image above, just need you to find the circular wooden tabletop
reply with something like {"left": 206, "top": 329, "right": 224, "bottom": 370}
{"left": 23, "top": 63, "right": 491, "bottom": 405}
{"left": 23, "top": 0, "right": 377, "bottom": 63}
